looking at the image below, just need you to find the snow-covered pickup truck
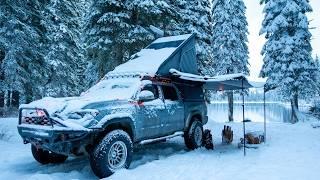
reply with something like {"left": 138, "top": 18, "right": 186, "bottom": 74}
{"left": 17, "top": 34, "right": 208, "bottom": 178}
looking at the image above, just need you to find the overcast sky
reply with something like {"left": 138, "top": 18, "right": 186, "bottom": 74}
{"left": 244, "top": 0, "right": 320, "bottom": 77}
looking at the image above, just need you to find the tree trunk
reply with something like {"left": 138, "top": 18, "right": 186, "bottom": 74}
{"left": 24, "top": 84, "right": 33, "bottom": 104}
{"left": 98, "top": 62, "right": 105, "bottom": 80}
{"left": 3, "top": 90, "right": 8, "bottom": 109}
{"left": 9, "top": 90, "right": 13, "bottom": 107}
{"left": 227, "top": 91, "right": 234, "bottom": 122}
{"left": 290, "top": 93, "right": 299, "bottom": 123}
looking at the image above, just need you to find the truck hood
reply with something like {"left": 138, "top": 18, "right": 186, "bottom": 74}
{"left": 20, "top": 97, "right": 134, "bottom": 128}
{"left": 20, "top": 96, "right": 131, "bottom": 116}
{"left": 19, "top": 77, "right": 141, "bottom": 115}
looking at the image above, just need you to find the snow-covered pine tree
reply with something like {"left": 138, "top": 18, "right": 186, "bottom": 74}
{"left": 315, "top": 55, "right": 320, "bottom": 72}
{"left": 85, "top": 0, "right": 131, "bottom": 83}
{"left": 212, "top": 0, "right": 249, "bottom": 75}
{"left": 84, "top": 0, "right": 214, "bottom": 87}
{"left": 212, "top": 0, "right": 249, "bottom": 121}
{"left": 84, "top": 0, "right": 159, "bottom": 86}
{"left": 43, "top": 0, "right": 86, "bottom": 97}
{"left": 0, "top": 0, "right": 49, "bottom": 103}
{"left": 169, "top": 0, "right": 214, "bottom": 76}
{"left": 314, "top": 55, "right": 320, "bottom": 96}
{"left": 124, "top": 0, "right": 172, "bottom": 57}
{"left": 260, "top": 0, "right": 317, "bottom": 122}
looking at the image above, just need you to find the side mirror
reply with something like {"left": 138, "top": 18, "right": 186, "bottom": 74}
{"left": 138, "top": 90, "right": 155, "bottom": 102}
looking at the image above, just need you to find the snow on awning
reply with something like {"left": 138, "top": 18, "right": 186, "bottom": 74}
{"left": 170, "top": 69, "right": 266, "bottom": 91}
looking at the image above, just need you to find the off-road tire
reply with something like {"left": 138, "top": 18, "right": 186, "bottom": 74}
{"left": 89, "top": 130, "right": 133, "bottom": 178}
{"left": 31, "top": 145, "right": 68, "bottom": 164}
{"left": 184, "top": 120, "right": 203, "bottom": 150}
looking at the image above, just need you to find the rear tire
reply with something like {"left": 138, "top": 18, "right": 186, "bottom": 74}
{"left": 184, "top": 120, "right": 203, "bottom": 150}
{"left": 31, "top": 145, "right": 68, "bottom": 164}
{"left": 89, "top": 130, "right": 133, "bottom": 178}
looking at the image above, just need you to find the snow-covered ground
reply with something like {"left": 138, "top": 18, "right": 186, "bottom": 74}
{"left": 1, "top": 115, "right": 320, "bottom": 180}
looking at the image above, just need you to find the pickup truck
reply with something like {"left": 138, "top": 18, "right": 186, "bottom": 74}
{"left": 18, "top": 73, "right": 208, "bottom": 178}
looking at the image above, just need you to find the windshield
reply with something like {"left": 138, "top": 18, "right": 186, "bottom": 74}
{"left": 81, "top": 78, "right": 141, "bottom": 100}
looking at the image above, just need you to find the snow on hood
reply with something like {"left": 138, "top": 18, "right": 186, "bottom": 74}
{"left": 20, "top": 78, "right": 141, "bottom": 116}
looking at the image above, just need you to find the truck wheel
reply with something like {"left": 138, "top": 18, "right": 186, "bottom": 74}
{"left": 89, "top": 130, "right": 133, "bottom": 178}
{"left": 184, "top": 120, "right": 203, "bottom": 150}
{"left": 31, "top": 145, "right": 68, "bottom": 164}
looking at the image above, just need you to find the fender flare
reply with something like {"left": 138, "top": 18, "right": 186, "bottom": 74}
{"left": 185, "top": 111, "right": 203, "bottom": 130}
{"left": 95, "top": 114, "right": 136, "bottom": 140}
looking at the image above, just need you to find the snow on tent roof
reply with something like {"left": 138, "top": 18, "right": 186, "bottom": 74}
{"left": 109, "top": 34, "right": 198, "bottom": 76}
{"left": 151, "top": 34, "right": 193, "bottom": 44}
{"left": 112, "top": 48, "right": 176, "bottom": 74}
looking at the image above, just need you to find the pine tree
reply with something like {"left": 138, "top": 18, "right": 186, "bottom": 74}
{"left": 212, "top": 0, "right": 249, "bottom": 122}
{"left": 168, "top": 0, "right": 214, "bottom": 76}
{"left": 85, "top": 0, "right": 129, "bottom": 83}
{"left": 260, "top": 0, "right": 317, "bottom": 122}
{"left": 84, "top": 0, "right": 214, "bottom": 88}
{"left": 212, "top": 0, "right": 249, "bottom": 75}
{"left": 1, "top": 0, "right": 87, "bottom": 103}
{"left": 314, "top": 55, "right": 320, "bottom": 95}
{"left": 125, "top": 0, "right": 175, "bottom": 57}
{"left": 43, "top": 0, "right": 86, "bottom": 97}
{"left": 0, "top": 0, "right": 49, "bottom": 103}
{"left": 315, "top": 55, "right": 320, "bottom": 71}
{"left": 84, "top": 0, "right": 161, "bottom": 86}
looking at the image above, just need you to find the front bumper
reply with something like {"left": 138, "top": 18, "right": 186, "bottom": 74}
{"left": 17, "top": 124, "right": 92, "bottom": 155}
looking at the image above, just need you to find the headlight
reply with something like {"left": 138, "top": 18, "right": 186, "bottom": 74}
{"left": 36, "top": 109, "right": 46, "bottom": 117}
{"left": 68, "top": 109, "right": 99, "bottom": 119}
{"left": 20, "top": 108, "right": 51, "bottom": 126}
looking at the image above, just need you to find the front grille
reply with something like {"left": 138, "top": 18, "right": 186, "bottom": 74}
{"left": 23, "top": 116, "right": 52, "bottom": 126}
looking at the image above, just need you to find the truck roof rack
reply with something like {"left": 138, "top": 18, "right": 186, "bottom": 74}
{"left": 104, "top": 72, "right": 152, "bottom": 79}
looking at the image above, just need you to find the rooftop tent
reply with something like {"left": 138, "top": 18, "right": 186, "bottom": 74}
{"left": 155, "top": 34, "right": 198, "bottom": 76}
{"left": 110, "top": 34, "right": 198, "bottom": 76}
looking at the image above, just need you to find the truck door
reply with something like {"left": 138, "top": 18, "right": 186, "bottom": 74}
{"left": 160, "top": 85, "right": 184, "bottom": 135}
{"left": 136, "top": 84, "right": 165, "bottom": 139}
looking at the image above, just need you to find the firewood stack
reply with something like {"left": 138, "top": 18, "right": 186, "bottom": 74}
{"left": 243, "top": 132, "right": 264, "bottom": 144}
{"left": 222, "top": 125, "right": 233, "bottom": 144}
{"left": 203, "top": 129, "right": 214, "bottom": 150}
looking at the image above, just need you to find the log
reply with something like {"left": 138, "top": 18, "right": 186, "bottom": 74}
{"left": 203, "top": 129, "right": 214, "bottom": 150}
{"left": 222, "top": 125, "right": 233, "bottom": 144}
{"left": 243, "top": 131, "right": 264, "bottom": 144}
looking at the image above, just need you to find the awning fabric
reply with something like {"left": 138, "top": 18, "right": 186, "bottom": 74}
{"left": 170, "top": 69, "right": 266, "bottom": 91}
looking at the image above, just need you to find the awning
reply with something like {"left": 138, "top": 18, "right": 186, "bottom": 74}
{"left": 171, "top": 68, "right": 268, "bottom": 156}
{"left": 170, "top": 69, "right": 266, "bottom": 91}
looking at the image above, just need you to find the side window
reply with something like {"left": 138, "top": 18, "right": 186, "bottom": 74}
{"left": 141, "top": 84, "right": 159, "bottom": 99}
{"left": 162, "top": 85, "right": 178, "bottom": 101}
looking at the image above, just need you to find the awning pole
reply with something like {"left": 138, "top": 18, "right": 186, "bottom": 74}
{"left": 242, "top": 79, "right": 246, "bottom": 156}
{"left": 264, "top": 87, "right": 266, "bottom": 143}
